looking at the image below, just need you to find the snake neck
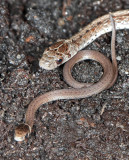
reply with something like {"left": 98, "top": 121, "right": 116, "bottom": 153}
{"left": 70, "top": 10, "right": 129, "bottom": 51}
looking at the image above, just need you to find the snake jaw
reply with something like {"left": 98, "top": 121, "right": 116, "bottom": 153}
{"left": 39, "top": 57, "right": 58, "bottom": 70}
{"left": 14, "top": 123, "right": 31, "bottom": 141}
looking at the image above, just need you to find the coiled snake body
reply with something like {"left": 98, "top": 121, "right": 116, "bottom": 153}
{"left": 14, "top": 10, "right": 129, "bottom": 141}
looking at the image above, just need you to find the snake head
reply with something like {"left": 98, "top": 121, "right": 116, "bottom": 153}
{"left": 39, "top": 40, "right": 73, "bottom": 70}
{"left": 14, "top": 123, "right": 31, "bottom": 141}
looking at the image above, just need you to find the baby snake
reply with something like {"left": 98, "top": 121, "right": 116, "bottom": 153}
{"left": 14, "top": 10, "right": 129, "bottom": 141}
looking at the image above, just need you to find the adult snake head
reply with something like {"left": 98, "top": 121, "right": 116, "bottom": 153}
{"left": 14, "top": 123, "right": 31, "bottom": 141}
{"left": 39, "top": 39, "right": 76, "bottom": 70}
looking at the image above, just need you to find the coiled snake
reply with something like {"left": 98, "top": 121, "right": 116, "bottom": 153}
{"left": 14, "top": 10, "right": 129, "bottom": 141}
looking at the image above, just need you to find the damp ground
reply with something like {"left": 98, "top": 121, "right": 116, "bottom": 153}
{"left": 0, "top": 0, "right": 129, "bottom": 159}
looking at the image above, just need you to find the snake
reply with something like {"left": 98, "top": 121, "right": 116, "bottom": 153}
{"left": 14, "top": 10, "right": 129, "bottom": 141}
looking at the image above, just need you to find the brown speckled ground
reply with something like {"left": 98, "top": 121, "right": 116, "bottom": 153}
{"left": 0, "top": 0, "right": 129, "bottom": 159}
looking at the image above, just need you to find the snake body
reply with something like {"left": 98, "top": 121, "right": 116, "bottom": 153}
{"left": 39, "top": 10, "right": 129, "bottom": 70}
{"left": 14, "top": 10, "right": 129, "bottom": 141}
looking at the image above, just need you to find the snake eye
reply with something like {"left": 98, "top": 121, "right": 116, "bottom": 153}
{"left": 56, "top": 57, "right": 63, "bottom": 64}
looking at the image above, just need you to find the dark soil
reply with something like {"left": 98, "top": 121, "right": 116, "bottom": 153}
{"left": 0, "top": 0, "right": 129, "bottom": 159}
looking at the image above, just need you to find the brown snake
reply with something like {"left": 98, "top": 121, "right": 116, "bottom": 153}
{"left": 14, "top": 10, "right": 128, "bottom": 141}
